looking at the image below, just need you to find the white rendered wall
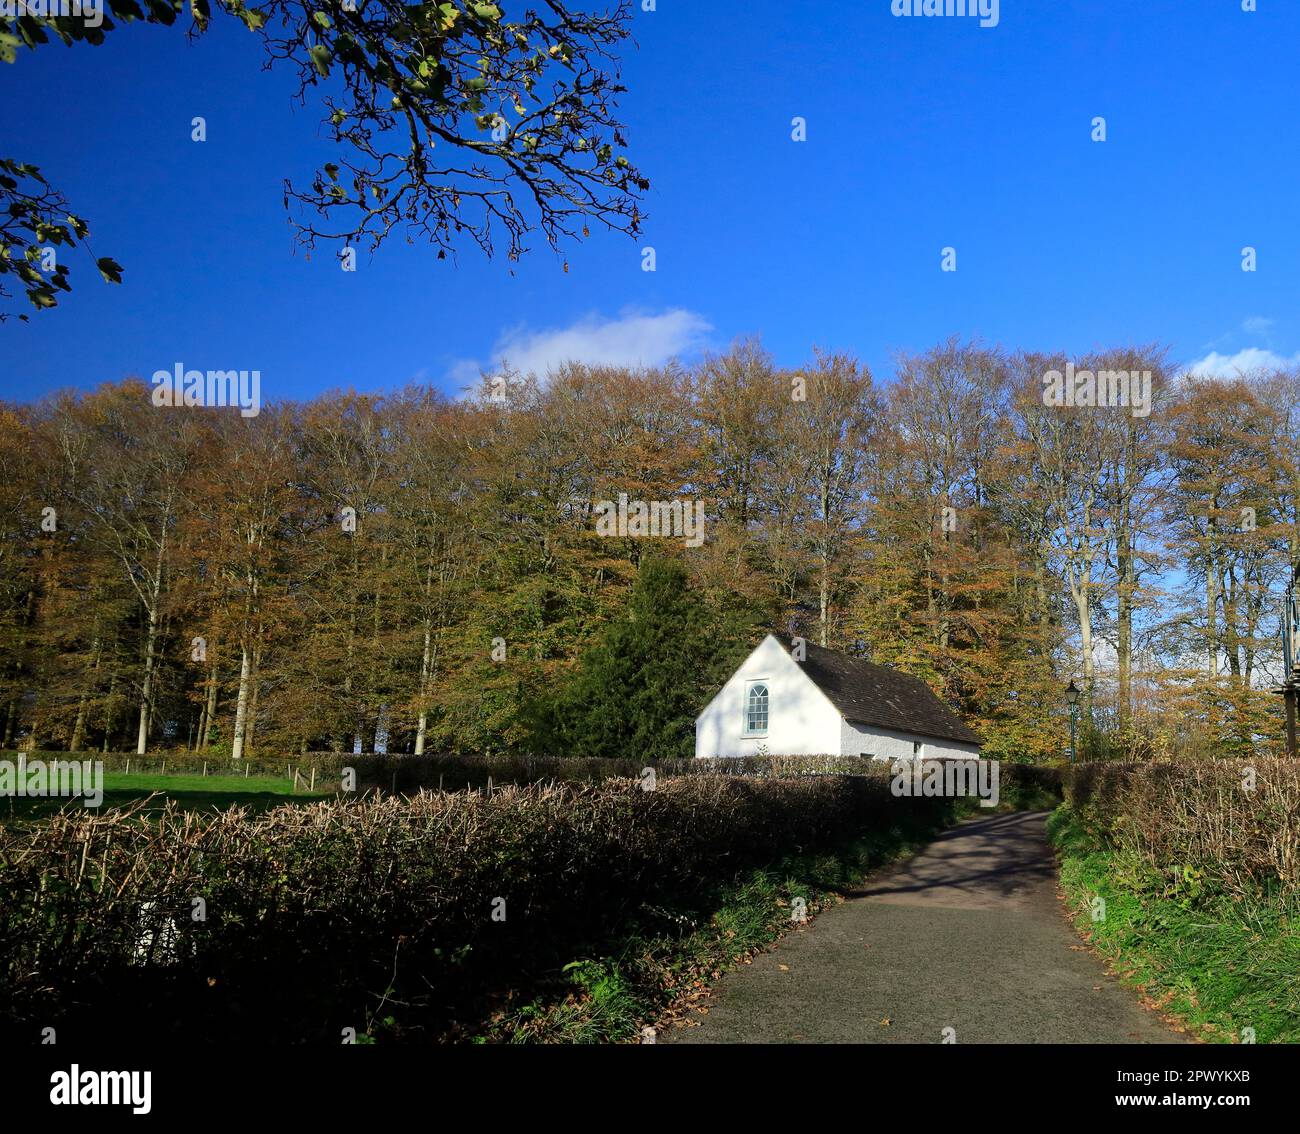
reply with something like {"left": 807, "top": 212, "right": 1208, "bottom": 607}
{"left": 839, "top": 718, "right": 981, "bottom": 761}
{"left": 694, "top": 636, "right": 842, "bottom": 757}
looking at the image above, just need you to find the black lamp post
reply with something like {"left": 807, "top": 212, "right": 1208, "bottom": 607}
{"left": 1065, "top": 680, "right": 1080, "bottom": 764}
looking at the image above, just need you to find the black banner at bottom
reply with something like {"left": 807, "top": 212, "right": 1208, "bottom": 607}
{"left": 3, "top": 1041, "right": 1286, "bottom": 1122}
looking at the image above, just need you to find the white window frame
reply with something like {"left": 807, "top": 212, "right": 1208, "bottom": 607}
{"left": 742, "top": 679, "right": 770, "bottom": 737}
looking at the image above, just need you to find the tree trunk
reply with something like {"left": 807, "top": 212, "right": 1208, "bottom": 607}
{"left": 818, "top": 569, "right": 829, "bottom": 648}
{"left": 101, "top": 671, "right": 118, "bottom": 753}
{"left": 69, "top": 699, "right": 87, "bottom": 753}
{"left": 245, "top": 639, "right": 262, "bottom": 755}
{"left": 1072, "top": 572, "right": 1095, "bottom": 696}
{"left": 1205, "top": 558, "right": 1218, "bottom": 677}
{"left": 200, "top": 662, "right": 218, "bottom": 748}
{"left": 70, "top": 633, "right": 103, "bottom": 752}
{"left": 135, "top": 603, "right": 159, "bottom": 755}
{"left": 135, "top": 530, "right": 168, "bottom": 755}
{"left": 231, "top": 643, "right": 252, "bottom": 760}
{"left": 1116, "top": 527, "right": 1133, "bottom": 731}
{"left": 415, "top": 621, "right": 433, "bottom": 756}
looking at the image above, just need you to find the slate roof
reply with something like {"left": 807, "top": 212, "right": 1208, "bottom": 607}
{"left": 772, "top": 634, "right": 983, "bottom": 746}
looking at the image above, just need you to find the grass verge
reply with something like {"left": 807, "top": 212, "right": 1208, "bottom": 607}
{"left": 1048, "top": 806, "right": 1300, "bottom": 1044}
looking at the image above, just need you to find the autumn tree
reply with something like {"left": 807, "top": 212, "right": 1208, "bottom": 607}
{"left": 1165, "top": 376, "right": 1283, "bottom": 752}
{"left": 45, "top": 383, "right": 205, "bottom": 754}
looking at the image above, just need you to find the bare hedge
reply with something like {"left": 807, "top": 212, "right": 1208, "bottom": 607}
{"left": 5, "top": 749, "right": 1063, "bottom": 794}
{"left": 0, "top": 771, "right": 958, "bottom": 1043}
{"left": 2, "top": 749, "right": 911, "bottom": 787}
{"left": 1063, "top": 759, "right": 1300, "bottom": 901}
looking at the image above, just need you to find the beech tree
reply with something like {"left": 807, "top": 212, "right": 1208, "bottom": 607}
{"left": 1011, "top": 352, "right": 1112, "bottom": 708}
{"left": 8, "top": 344, "right": 1300, "bottom": 762}
{"left": 794, "top": 350, "right": 875, "bottom": 648}
{"left": 47, "top": 383, "right": 204, "bottom": 754}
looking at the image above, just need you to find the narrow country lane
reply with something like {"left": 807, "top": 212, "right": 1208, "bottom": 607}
{"left": 663, "top": 810, "right": 1189, "bottom": 1044}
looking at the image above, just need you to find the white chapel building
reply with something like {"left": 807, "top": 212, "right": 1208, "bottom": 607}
{"left": 695, "top": 633, "right": 983, "bottom": 760}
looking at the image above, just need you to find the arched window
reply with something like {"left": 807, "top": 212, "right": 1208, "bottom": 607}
{"left": 745, "top": 681, "right": 769, "bottom": 735}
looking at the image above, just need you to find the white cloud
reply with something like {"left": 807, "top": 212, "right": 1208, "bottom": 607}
{"left": 1184, "top": 347, "right": 1300, "bottom": 379}
{"left": 1242, "top": 315, "right": 1275, "bottom": 337}
{"left": 448, "top": 308, "right": 712, "bottom": 388}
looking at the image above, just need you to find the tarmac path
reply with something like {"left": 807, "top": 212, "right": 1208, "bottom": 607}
{"left": 663, "top": 810, "right": 1188, "bottom": 1044}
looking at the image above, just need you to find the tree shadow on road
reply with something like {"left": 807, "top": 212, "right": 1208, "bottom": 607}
{"left": 846, "top": 811, "right": 1058, "bottom": 902}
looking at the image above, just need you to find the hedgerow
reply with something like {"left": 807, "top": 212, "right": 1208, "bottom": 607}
{"left": 0, "top": 771, "right": 960, "bottom": 1043}
{"left": 1061, "top": 758, "right": 1300, "bottom": 902}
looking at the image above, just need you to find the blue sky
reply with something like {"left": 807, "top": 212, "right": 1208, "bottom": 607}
{"left": 2, "top": 0, "right": 1297, "bottom": 403}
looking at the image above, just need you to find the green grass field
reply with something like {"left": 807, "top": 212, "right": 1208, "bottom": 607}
{"left": 2, "top": 771, "right": 332, "bottom": 823}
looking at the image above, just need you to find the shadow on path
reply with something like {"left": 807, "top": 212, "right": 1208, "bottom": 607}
{"left": 663, "top": 810, "right": 1188, "bottom": 1045}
